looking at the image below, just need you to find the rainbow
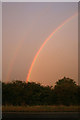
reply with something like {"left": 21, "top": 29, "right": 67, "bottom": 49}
{"left": 6, "top": 7, "right": 50, "bottom": 82}
{"left": 26, "top": 13, "right": 78, "bottom": 83}
{"left": 6, "top": 39, "right": 24, "bottom": 82}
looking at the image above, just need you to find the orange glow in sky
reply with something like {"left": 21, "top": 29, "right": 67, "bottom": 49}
{"left": 26, "top": 13, "right": 77, "bottom": 83}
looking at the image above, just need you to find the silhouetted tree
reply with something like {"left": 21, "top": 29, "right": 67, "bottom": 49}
{"left": 52, "top": 77, "right": 78, "bottom": 105}
{"left": 2, "top": 77, "right": 79, "bottom": 106}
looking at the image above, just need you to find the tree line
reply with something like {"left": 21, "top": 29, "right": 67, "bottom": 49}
{"left": 2, "top": 77, "right": 80, "bottom": 106}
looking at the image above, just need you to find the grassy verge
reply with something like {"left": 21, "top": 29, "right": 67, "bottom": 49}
{"left": 2, "top": 105, "right": 80, "bottom": 112}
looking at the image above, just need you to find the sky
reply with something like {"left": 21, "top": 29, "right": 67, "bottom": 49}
{"left": 1, "top": 0, "right": 79, "bottom": 2}
{"left": 0, "top": 1, "right": 2, "bottom": 81}
{"left": 2, "top": 2, "right": 78, "bottom": 86}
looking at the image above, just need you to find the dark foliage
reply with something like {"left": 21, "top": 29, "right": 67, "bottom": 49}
{"left": 2, "top": 77, "right": 80, "bottom": 106}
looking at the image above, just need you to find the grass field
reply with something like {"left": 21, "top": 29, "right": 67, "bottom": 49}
{"left": 2, "top": 105, "right": 80, "bottom": 112}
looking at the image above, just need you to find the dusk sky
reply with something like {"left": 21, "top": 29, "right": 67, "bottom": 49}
{"left": 0, "top": 2, "right": 2, "bottom": 81}
{"left": 2, "top": 2, "right": 78, "bottom": 86}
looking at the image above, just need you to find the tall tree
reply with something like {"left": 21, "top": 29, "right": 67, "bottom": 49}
{"left": 53, "top": 77, "right": 78, "bottom": 105}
